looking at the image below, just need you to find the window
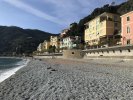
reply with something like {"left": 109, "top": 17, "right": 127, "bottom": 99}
{"left": 114, "top": 30, "right": 119, "bottom": 35}
{"left": 86, "top": 24, "right": 89, "bottom": 29}
{"left": 96, "top": 32, "right": 99, "bottom": 36}
{"left": 127, "top": 16, "right": 130, "bottom": 21}
{"left": 114, "top": 23, "right": 118, "bottom": 27}
{"left": 127, "top": 39, "right": 131, "bottom": 45}
{"left": 113, "top": 50, "right": 115, "bottom": 53}
{"left": 114, "top": 16, "right": 118, "bottom": 21}
{"left": 88, "top": 25, "right": 89, "bottom": 28}
{"left": 128, "top": 49, "right": 131, "bottom": 52}
{"left": 127, "top": 26, "right": 130, "bottom": 33}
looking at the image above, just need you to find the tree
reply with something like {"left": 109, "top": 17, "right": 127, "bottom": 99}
{"left": 48, "top": 45, "right": 56, "bottom": 53}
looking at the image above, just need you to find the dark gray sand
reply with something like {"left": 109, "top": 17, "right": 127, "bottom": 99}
{"left": 0, "top": 58, "right": 133, "bottom": 100}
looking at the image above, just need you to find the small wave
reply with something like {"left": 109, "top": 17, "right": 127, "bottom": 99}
{"left": 0, "top": 58, "right": 30, "bottom": 83}
{"left": 15, "top": 59, "right": 28, "bottom": 66}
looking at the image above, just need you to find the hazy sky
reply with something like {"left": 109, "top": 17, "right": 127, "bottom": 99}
{"left": 0, "top": 0, "right": 125, "bottom": 34}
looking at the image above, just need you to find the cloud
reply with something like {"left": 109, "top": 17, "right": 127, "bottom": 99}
{"left": 3, "top": 0, "right": 65, "bottom": 25}
{"left": 42, "top": 0, "right": 97, "bottom": 24}
{"left": 42, "top": 0, "right": 123, "bottom": 25}
{"left": 3, "top": 0, "right": 124, "bottom": 27}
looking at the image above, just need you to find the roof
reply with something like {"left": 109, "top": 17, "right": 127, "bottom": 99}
{"left": 63, "top": 36, "right": 80, "bottom": 40}
{"left": 120, "top": 11, "right": 133, "bottom": 17}
{"left": 85, "top": 12, "right": 120, "bottom": 25}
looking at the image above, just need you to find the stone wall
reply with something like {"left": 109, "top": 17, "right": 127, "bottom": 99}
{"left": 34, "top": 53, "right": 63, "bottom": 59}
{"left": 34, "top": 45, "right": 133, "bottom": 59}
{"left": 34, "top": 55, "right": 63, "bottom": 59}
{"left": 83, "top": 45, "right": 133, "bottom": 59}
{"left": 63, "top": 50, "right": 84, "bottom": 59}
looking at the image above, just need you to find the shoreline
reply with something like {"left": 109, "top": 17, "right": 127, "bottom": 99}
{"left": 0, "top": 56, "right": 29, "bottom": 59}
{"left": 0, "top": 58, "right": 133, "bottom": 99}
{"left": 0, "top": 58, "right": 30, "bottom": 83}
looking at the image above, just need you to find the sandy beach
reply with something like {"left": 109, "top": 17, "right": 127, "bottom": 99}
{"left": 0, "top": 58, "right": 133, "bottom": 100}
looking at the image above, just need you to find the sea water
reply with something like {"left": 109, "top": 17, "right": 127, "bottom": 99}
{"left": 0, "top": 58, "right": 29, "bottom": 83}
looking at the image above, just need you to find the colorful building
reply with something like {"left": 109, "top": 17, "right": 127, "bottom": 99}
{"left": 121, "top": 11, "right": 133, "bottom": 45}
{"left": 37, "top": 40, "right": 50, "bottom": 52}
{"left": 85, "top": 12, "right": 121, "bottom": 48}
{"left": 61, "top": 36, "right": 81, "bottom": 49}
{"left": 37, "top": 43, "right": 43, "bottom": 52}
{"left": 42, "top": 40, "right": 50, "bottom": 50}
{"left": 50, "top": 36, "right": 60, "bottom": 49}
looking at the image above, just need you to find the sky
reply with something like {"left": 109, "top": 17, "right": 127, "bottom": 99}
{"left": 0, "top": 0, "right": 125, "bottom": 34}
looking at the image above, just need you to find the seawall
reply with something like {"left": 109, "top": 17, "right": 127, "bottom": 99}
{"left": 83, "top": 45, "right": 133, "bottom": 60}
{"left": 34, "top": 45, "right": 133, "bottom": 60}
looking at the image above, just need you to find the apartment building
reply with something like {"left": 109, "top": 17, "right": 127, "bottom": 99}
{"left": 42, "top": 40, "right": 50, "bottom": 50}
{"left": 121, "top": 11, "right": 133, "bottom": 45}
{"left": 50, "top": 36, "right": 60, "bottom": 49}
{"left": 85, "top": 12, "right": 121, "bottom": 48}
{"left": 61, "top": 36, "right": 81, "bottom": 49}
{"left": 37, "top": 43, "right": 43, "bottom": 52}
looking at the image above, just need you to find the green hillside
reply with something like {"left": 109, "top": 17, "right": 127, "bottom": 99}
{"left": 0, "top": 26, "right": 56, "bottom": 55}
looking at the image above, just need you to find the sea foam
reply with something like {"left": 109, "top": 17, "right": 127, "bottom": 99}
{"left": 0, "top": 58, "right": 30, "bottom": 83}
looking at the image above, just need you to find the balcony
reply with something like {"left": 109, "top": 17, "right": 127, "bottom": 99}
{"left": 100, "top": 16, "right": 113, "bottom": 22}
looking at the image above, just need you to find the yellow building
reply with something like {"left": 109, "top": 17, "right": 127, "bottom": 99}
{"left": 42, "top": 40, "right": 50, "bottom": 50}
{"left": 37, "top": 40, "right": 50, "bottom": 53}
{"left": 85, "top": 12, "right": 121, "bottom": 48}
{"left": 50, "top": 36, "right": 60, "bottom": 49}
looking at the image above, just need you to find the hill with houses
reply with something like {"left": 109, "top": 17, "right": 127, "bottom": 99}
{"left": 67, "top": 0, "right": 133, "bottom": 39}
{"left": 0, "top": 26, "right": 57, "bottom": 55}
{"left": 0, "top": 0, "right": 133, "bottom": 55}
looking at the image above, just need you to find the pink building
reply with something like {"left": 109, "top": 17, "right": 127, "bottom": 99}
{"left": 121, "top": 11, "right": 133, "bottom": 45}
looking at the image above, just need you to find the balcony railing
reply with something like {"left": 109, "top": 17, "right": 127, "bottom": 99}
{"left": 100, "top": 16, "right": 113, "bottom": 22}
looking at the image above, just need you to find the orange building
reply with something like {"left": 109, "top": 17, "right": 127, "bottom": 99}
{"left": 121, "top": 11, "right": 133, "bottom": 45}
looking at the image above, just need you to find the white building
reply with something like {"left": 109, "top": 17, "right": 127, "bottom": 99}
{"left": 61, "top": 36, "right": 81, "bottom": 49}
{"left": 37, "top": 43, "right": 43, "bottom": 52}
